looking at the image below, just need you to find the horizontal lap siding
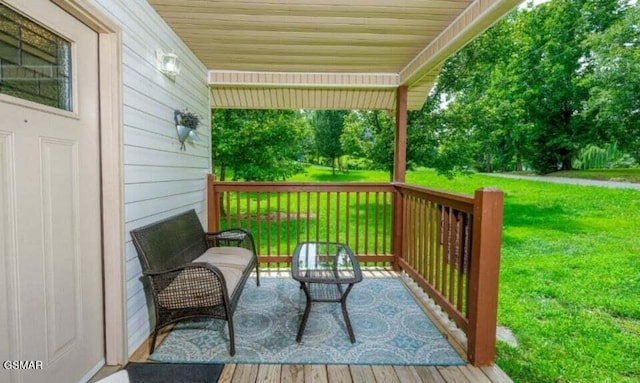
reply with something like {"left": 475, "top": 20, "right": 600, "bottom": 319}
{"left": 90, "top": 0, "right": 211, "bottom": 356}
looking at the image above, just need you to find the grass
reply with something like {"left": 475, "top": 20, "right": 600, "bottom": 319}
{"left": 289, "top": 166, "right": 640, "bottom": 383}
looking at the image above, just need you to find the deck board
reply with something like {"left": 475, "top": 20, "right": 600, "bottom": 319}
{"left": 393, "top": 366, "right": 422, "bottom": 383}
{"left": 257, "top": 364, "right": 281, "bottom": 382}
{"left": 208, "top": 363, "right": 512, "bottom": 383}
{"left": 218, "top": 364, "right": 236, "bottom": 383}
{"left": 281, "top": 365, "right": 305, "bottom": 383}
{"left": 350, "top": 365, "right": 376, "bottom": 383}
{"left": 460, "top": 365, "right": 493, "bottom": 383}
{"left": 232, "top": 364, "right": 259, "bottom": 383}
{"left": 327, "top": 365, "right": 352, "bottom": 383}
{"left": 304, "top": 364, "right": 328, "bottom": 383}
{"left": 437, "top": 366, "right": 471, "bottom": 383}
{"left": 371, "top": 365, "right": 400, "bottom": 383}
{"left": 414, "top": 366, "right": 447, "bottom": 383}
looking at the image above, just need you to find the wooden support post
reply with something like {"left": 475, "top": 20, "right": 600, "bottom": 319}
{"left": 207, "top": 174, "right": 220, "bottom": 232}
{"left": 393, "top": 86, "right": 408, "bottom": 183}
{"left": 391, "top": 86, "right": 408, "bottom": 270}
{"left": 467, "top": 188, "right": 504, "bottom": 366}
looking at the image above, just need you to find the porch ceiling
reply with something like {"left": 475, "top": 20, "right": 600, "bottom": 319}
{"left": 149, "top": 0, "right": 521, "bottom": 110}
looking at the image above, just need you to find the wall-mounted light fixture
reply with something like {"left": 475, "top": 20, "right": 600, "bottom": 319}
{"left": 156, "top": 49, "right": 180, "bottom": 79}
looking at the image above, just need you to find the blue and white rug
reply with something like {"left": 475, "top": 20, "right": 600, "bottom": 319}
{"left": 149, "top": 277, "right": 465, "bottom": 366}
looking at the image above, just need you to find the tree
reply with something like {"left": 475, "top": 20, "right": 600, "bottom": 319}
{"left": 415, "top": 0, "right": 628, "bottom": 175}
{"left": 511, "top": 0, "right": 622, "bottom": 173}
{"left": 212, "top": 109, "right": 309, "bottom": 181}
{"left": 340, "top": 109, "right": 437, "bottom": 179}
{"left": 582, "top": 4, "right": 640, "bottom": 159}
{"left": 340, "top": 111, "right": 373, "bottom": 160}
{"left": 313, "top": 110, "right": 348, "bottom": 174}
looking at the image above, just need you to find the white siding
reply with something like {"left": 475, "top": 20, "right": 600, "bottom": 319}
{"left": 89, "top": 0, "right": 211, "bottom": 356}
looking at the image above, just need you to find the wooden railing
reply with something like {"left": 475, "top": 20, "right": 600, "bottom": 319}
{"left": 394, "top": 183, "right": 504, "bottom": 366}
{"left": 395, "top": 183, "right": 474, "bottom": 332}
{"left": 206, "top": 175, "right": 503, "bottom": 366}
{"left": 207, "top": 176, "right": 395, "bottom": 267}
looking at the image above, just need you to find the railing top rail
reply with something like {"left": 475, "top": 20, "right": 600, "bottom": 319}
{"left": 211, "top": 181, "right": 396, "bottom": 193}
{"left": 392, "top": 182, "right": 475, "bottom": 213}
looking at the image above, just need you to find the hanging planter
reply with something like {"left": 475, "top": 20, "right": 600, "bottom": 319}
{"left": 174, "top": 108, "right": 201, "bottom": 151}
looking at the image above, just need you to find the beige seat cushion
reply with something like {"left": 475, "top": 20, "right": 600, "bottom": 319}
{"left": 156, "top": 265, "right": 243, "bottom": 309}
{"left": 194, "top": 246, "right": 253, "bottom": 270}
{"left": 212, "top": 265, "right": 243, "bottom": 296}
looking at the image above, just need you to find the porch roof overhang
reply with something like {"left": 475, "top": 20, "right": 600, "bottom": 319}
{"left": 149, "top": 0, "right": 521, "bottom": 110}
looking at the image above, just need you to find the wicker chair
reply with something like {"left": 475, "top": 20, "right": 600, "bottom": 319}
{"left": 130, "top": 209, "right": 259, "bottom": 356}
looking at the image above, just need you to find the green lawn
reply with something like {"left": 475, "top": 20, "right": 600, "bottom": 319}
{"left": 291, "top": 166, "right": 640, "bottom": 383}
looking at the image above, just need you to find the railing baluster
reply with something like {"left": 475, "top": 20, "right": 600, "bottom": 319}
{"left": 355, "top": 192, "right": 360, "bottom": 254}
{"left": 326, "top": 191, "right": 330, "bottom": 244}
{"left": 276, "top": 193, "right": 281, "bottom": 257}
{"left": 427, "top": 201, "right": 434, "bottom": 284}
{"left": 406, "top": 195, "right": 412, "bottom": 267}
{"left": 374, "top": 192, "right": 379, "bottom": 256}
{"left": 335, "top": 192, "right": 340, "bottom": 244}
{"left": 415, "top": 198, "right": 424, "bottom": 275}
{"left": 266, "top": 192, "right": 271, "bottom": 257}
{"left": 345, "top": 192, "right": 350, "bottom": 250}
{"left": 315, "top": 192, "right": 320, "bottom": 242}
{"left": 382, "top": 192, "right": 388, "bottom": 254}
{"left": 435, "top": 203, "right": 441, "bottom": 292}
{"left": 246, "top": 192, "right": 251, "bottom": 233}
{"left": 286, "top": 192, "right": 291, "bottom": 257}
{"left": 456, "top": 210, "right": 465, "bottom": 312}
{"left": 235, "top": 192, "right": 241, "bottom": 227}
{"left": 419, "top": 198, "right": 426, "bottom": 279}
{"left": 449, "top": 209, "right": 458, "bottom": 306}
{"left": 225, "top": 192, "right": 231, "bottom": 230}
{"left": 412, "top": 196, "right": 418, "bottom": 269}
{"left": 444, "top": 207, "right": 452, "bottom": 299}
{"left": 364, "top": 192, "right": 369, "bottom": 255}
{"left": 306, "top": 191, "right": 311, "bottom": 243}
{"left": 256, "top": 193, "right": 261, "bottom": 257}
{"left": 296, "top": 192, "right": 301, "bottom": 247}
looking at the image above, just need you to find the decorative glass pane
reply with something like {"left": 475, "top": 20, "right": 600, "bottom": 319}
{"left": 0, "top": 4, "right": 72, "bottom": 111}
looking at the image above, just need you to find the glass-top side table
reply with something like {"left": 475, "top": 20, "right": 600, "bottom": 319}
{"left": 291, "top": 242, "right": 363, "bottom": 343}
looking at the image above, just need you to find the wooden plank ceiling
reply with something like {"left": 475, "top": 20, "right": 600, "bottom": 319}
{"left": 148, "top": 0, "right": 522, "bottom": 110}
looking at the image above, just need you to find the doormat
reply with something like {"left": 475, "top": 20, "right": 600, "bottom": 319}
{"left": 126, "top": 362, "right": 223, "bottom": 383}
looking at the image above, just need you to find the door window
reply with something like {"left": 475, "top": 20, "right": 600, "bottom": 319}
{"left": 0, "top": 4, "right": 71, "bottom": 111}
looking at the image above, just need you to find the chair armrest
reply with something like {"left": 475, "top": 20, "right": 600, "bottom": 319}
{"left": 143, "top": 263, "right": 229, "bottom": 310}
{"left": 205, "top": 228, "right": 256, "bottom": 255}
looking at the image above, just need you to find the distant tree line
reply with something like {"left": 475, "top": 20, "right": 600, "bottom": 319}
{"left": 212, "top": 0, "right": 639, "bottom": 180}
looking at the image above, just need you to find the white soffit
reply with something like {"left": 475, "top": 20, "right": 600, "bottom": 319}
{"left": 148, "top": 0, "right": 522, "bottom": 110}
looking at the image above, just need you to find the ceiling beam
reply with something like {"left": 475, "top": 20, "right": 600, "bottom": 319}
{"left": 208, "top": 70, "right": 399, "bottom": 89}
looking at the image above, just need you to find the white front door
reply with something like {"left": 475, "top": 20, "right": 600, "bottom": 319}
{"left": 0, "top": 1, "right": 104, "bottom": 382}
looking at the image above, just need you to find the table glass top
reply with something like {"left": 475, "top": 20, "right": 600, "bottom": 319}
{"left": 291, "top": 242, "right": 362, "bottom": 283}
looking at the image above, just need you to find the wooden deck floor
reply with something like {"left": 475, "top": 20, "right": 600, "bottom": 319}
{"left": 217, "top": 363, "right": 512, "bottom": 383}
{"left": 124, "top": 271, "right": 513, "bottom": 383}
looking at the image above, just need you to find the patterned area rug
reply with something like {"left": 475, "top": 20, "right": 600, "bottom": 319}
{"left": 149, "top": 277, "right": 465, "bottom": 366}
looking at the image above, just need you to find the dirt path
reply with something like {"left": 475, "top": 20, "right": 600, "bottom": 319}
{"left": 483, "top": 173, "right": 640, "bottom": 190}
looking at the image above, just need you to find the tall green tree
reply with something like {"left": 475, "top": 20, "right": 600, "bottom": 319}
{"left": 582, "top": 4, "right": 640, "bottom": 159}
{"left": 511, "top": 0, "right": 622, "bottom": 173}
{"left": 313, "top": 110, "right": 348, "bottom": 175}
{"left": 212, "top": 109, "right": 309, "bottom": 181}
{"left": 415, "top": 0, "right": 630, "bottom": 175}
